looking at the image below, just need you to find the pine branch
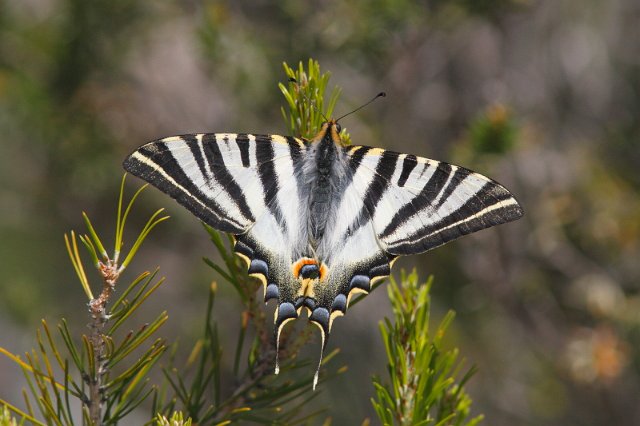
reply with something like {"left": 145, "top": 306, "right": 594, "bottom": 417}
{"left": 1, "top": 175, "right": 169, "bottom": 425}
{"left": 0, "top": 404, "right": 22, "bottom": 426}
{"left": 371, "top": 271, "right": 483, "bottom": 425}
{"left": 157, "top": 230, "right": 339, "bottom": 425}
{"left": 87, "top": 259, "right": 118, "bottom": 425}
{"left": 279, "top": 59, "right": 346, "bottom": 141}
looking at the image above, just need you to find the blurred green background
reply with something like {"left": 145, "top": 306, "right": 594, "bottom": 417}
{"left": 1, "top": 0, "right": 639, "bottom": 424}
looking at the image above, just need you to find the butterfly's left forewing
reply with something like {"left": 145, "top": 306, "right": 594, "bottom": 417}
{"left": 123, "top": 132, "right": 308, "bottom": 304}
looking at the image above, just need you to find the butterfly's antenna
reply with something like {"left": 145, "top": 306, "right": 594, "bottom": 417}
{"left": 336, "top": 92, "right": 386, "bottom": 122}
{"left": 289, "top": 77, "right": 329, "bottom": 122}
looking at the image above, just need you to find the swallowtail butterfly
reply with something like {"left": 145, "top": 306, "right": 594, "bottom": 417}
{"left": 123, "top": 118, "right": 523, "bottom": 388}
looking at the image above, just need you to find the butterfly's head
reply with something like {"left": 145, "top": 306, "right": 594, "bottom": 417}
{"left": 312, "top": 120, "right": 344, "bottom": 146}
{"left": 313, "top": 92, "right": 385, "bottom": 146}
{"left": 328, "top": 120, "right": 342, "bottom": 142}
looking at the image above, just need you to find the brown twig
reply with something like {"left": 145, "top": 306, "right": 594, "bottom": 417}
{"left": 87, "top": 258, "right": 120, "bottom": 426}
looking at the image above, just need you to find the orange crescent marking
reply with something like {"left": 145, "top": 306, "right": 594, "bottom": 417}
{"left": 292, "top": 257, "right": 317, "bottom": 278}
{"left": 292, "top": 258, "right": 328, "bottom": 281}
{"left": 318, "top": 263, "right": 328, "bottom": 281}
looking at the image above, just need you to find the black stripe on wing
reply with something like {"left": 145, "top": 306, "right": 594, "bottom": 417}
{"left": 346, "top": 149, "right": 400, "bottom": 236}
{"left": 362, "top": 150, "right": 400, "bottom": 214}
{"left": 397, "top": 154, "right": 417, "bottom": 187}
{"left": 387, "top": 179, "right": 523, "bottom": 254}
{"left": 334, "top": 146, "right": 371, "bottom": 209}
{"left": 255, "top": 136, "right": 289, "bottom": 236}
{"left": 123, "top": 139, "right": 248, "bottom": 233}
{"left": 235, "top": 134, "right": 252, "bottom": 167}
{"left": 185, "top": 135, "right": 210, "bottom": 183}
{"left": 200, "top": 134, "right": 255, "bottom": 222}
{"left": 378, "top": 161, "right": 446, "bottom": 239}
{"left": 434, "top": 166, "right": 471, "bottom": 209}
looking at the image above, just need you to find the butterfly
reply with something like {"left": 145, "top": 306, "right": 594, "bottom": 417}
{"left": 123, "top": 119, "right": 523, "bottom": 388}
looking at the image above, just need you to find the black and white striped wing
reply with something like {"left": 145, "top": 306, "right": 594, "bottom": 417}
{"left": 307, "top": 145, "right": 523, "bottom": 340}
{"left": 303, "top": 144, "right": 515, "bottom": 334}
{"left": 123, "top": 133, "right": 305, "bottom": 234}
{"left": 345, "top": 145, "right": 524, "bottom": 255}
{"left": 123, "top": 133, "right": 308, "bottom": 303}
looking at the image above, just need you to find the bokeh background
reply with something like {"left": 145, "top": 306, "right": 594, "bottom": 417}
{"left": 1, "top": 0, "right": 639, "bottom": 424}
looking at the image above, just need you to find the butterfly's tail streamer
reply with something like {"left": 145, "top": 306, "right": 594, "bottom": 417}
{"left": 274, "top": 302, "right": 298, "bottom": 374}
{"left": 309, "top": 307, "right": 331, "bottom": 390}
{"left": 312, "top": 335, "right": 327, "bottom": 391}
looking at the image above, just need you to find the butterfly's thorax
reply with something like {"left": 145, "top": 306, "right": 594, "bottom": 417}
{"left": 304, "top": 122, "right": 348, "bottom": 255}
